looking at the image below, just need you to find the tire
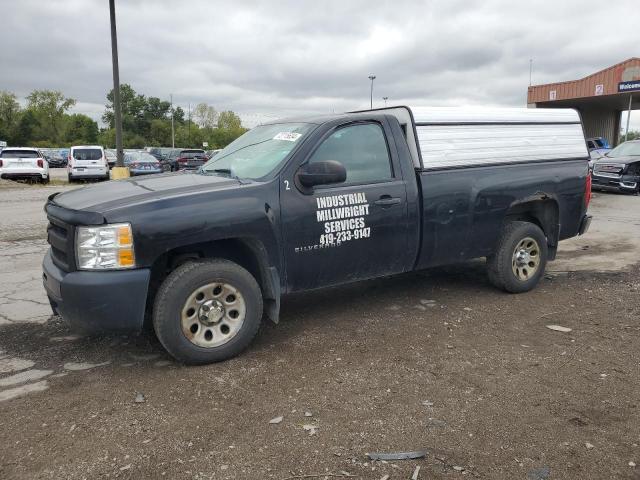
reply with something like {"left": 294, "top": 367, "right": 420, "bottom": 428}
{"left": 487, "top": 221, "right": 548, "bottom": 293}
{"left": 67, "top": 173, "right": 73, "bottom": 183}
{"left": 42, "top": 176, "right": 50, "bottom": 184}
{"left": 153, "top": 259, "right": 263, "bottom": 364}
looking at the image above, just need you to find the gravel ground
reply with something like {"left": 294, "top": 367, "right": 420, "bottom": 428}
{"left": 0, "top": 182, "right": 639, "bottom": 479}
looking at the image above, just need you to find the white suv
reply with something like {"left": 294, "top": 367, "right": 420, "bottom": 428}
{"left": 68, "top": 146, "right": 109, "bottom": 181}
{"left": 0, "top": 147, "right": 49, "bottom": 183}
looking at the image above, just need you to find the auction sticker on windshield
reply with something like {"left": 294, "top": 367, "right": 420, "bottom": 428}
{"left": 273, "top": 132, "right": 302, "bottom": 142}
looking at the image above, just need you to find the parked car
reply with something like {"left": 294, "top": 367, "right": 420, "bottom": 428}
{"left": 43, "top": 106, "right": 591, "bottom": 364}
{"left": 591, "top": 140, "right": 640, "bottom": 194}
{"left": 588, "top": 149, "right": 606, "bottom": 170}
{"left": 67, "top": 145, "right": 109, "bottom": 182}
{"left": 586, "top": 137, "right": 611, "bottom": 154}
{"left": 40, "top": 148, "right": 68, "bottom": 168}
{"left": 160, "top": 148, "right": 182, "bottom": 171}
{"left": 146, "top": 147, "right": 164, "bottom": 161}
{"left": 123, "top": 151, "right": 163, "bottom": 176}
{"left": 0, "top": 147, "right": 49, "bottom": 183}
{"left": 105, "top": 149, "right": 117, "bottom": 168}
{"left": 175, "top": 149, "right": 208, "bottom": 170}
{"left": 50, "top": 152, "right": 68, "bottom": 168}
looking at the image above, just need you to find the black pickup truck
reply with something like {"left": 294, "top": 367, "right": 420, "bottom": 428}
{"left": 43, "top": 106, "right": 592, "bottom": 364}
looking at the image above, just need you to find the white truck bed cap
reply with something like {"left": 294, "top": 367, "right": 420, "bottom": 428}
{"left": 411, "top": 106, "right": 581, "bottom": 125}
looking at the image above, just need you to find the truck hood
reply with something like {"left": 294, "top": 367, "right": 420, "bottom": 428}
{"left": 595, "top": 155, "right": 640, "bottom": 166}
{"left": 52, "top": 171, "right": 243, "bottom": 212}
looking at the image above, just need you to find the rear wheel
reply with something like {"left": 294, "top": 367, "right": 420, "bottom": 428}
{"left": 42, "top": 176, "right": 50, "bottom": 184}
{"left": 487, "top": 221, "right": 548, "bottom": 293}
{"left": 153, "top": 259, "right": 263, "bottom": 364}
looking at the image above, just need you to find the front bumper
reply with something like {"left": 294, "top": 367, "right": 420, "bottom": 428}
{"left": 592, "top": 174, "right": 638, "bottom": 192}
{"left": 43, "top": 249, "right": 150, "bottom": 333}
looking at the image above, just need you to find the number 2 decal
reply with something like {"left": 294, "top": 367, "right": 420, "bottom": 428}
{"left": 284, "top": 180, "right": 291, "bottom": 190}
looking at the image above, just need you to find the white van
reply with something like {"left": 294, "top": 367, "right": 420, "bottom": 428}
{"left": 68, "top": 146, "right": 109, "bottom": 181}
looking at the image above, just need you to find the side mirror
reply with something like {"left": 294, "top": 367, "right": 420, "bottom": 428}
{"left": 296, "top": 160, "right": 346, "bottom": 188}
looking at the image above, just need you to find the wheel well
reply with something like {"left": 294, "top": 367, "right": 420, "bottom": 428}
{"left": 504, "top": 199, "right": 560, "bottom": 247}
{"left": 146, "top": 238, "right": 279, "bottom": 325}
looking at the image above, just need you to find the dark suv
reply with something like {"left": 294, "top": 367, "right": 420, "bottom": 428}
{"left": 161, "top": 149, "right": 208, "bottom": 171}
{"left": 591, "top": 140, "right": 640, "bottom": 194}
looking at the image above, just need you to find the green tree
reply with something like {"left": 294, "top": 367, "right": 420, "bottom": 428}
{"left": 13, "top": 110, "right": 38, "bottom": 146}
{"left": 149, "top": 119, "right": 171, "bottom": 146}
{"left": 0, "top": 91, "right": 21, "bottom": 142}
{"left": 173, "top": 106, "right": 185, "bottom": 124}
{"left": 194, "top": 103, "right": 218, "bottom": 129}
{"left": 26, "top": 90, "right": 76, "bottom": 143}
{"left": 145, "top": 97, "right": 171, "bottom": 120}
{"left": 98, "top": 128, "right": 116, "bottom": 148}
{"left": 174, "top": 121, "right": 205, "bottom": 148}
{"left": 64, "top": 114, "right": 99, "bottom": 144}
{"left": 217, "top": 110, "right": 242, "bottom": 130}
{"left": 103, "top": 84, "right": 147, "bottom": 127}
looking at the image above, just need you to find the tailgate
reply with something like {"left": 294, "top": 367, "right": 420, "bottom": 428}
{"left": 4, "top": 156, "right": 39, "bottom": 169}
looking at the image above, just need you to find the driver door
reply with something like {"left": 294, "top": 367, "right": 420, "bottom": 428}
{"left": 280, "top": 120, "right": 410, "bottom": 292}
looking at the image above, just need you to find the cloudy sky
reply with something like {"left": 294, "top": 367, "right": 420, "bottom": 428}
{"left": 1, "top": 0, "right": 638, "bottom": 129}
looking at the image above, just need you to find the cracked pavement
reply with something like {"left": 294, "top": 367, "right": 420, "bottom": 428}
{"left": 0, "top": 182, "right": 78, "bottom": 325}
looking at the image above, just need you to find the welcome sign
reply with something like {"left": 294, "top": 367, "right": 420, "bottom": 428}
{"left": 618, "top": 80, "right": 640, "bottom": 93}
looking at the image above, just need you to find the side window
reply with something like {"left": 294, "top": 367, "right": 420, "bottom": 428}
{"left": 309, "top": 123, "right": 392, "bottom": 184}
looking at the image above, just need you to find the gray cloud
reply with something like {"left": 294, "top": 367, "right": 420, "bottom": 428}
{"left": 1, "top": 0, "right": 638, "bottom": 128}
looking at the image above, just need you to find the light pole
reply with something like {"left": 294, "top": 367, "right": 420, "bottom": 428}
{"left": 624, "top": 94, "right": 633, "bottom": 142}
{"left": 108, "top": 0, "right": 128, "bottom": 178}
{"left": 170, "top": 93, "right": 175, "bottom": 148}
{"left": 383, "top": 96, "right": 388, "bottom": 107}
{"left": 368, "top": 75, "right": 376, "bottom": 110}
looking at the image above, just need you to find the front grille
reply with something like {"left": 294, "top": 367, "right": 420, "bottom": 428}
{"left": 47, "top": 215, "right": 75, "bottom": 272}
{"left": 593, "top": 164, "right": 624, "bottom": 174}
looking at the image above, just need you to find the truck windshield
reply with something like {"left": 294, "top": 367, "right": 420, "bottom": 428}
{"left": 201, "top": 122, "right": 314, "bottom": 179}
{"left": 607, "top": 141, "right": 640, "bottom": 157}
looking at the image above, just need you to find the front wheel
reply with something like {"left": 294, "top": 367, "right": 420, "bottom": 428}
{"left": 487, "top": 221, "right": 548, "bottom": 293}
{"left": 153, "top": 259, "right": 263, "bottom": 364}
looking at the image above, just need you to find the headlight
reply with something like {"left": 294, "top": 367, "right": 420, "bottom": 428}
{"left": 76, "top": 223, "right": 135, "bottom": 270}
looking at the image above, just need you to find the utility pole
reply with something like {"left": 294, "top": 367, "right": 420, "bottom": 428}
{"left": 383, "top": 96, "right": 388, "bottom": 107}
{"left": 188, "top": 103, "right": 191, "bottom": 147}
{"left": 170, "top": 94, "right": 175, "bottom": 148}
{"left": 625, "top": 94, "right": 633, "bottom": 142}
{"left": 529, "top": 58, "right": 533, "bottom": 86}
{"left": 368, "top": 75, "right": 376, "bottom": 110}
{"left": 108, "top": 0, "right": 128, "bottom": 177}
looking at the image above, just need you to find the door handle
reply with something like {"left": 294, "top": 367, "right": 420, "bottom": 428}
{"left": 374, "top": 195, "right": 402, "bottom": 207}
